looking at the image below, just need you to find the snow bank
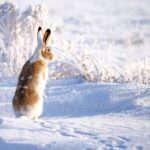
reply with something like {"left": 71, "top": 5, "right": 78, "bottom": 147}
{"left": 0, "top": 77, "right": 150, "bottom": 149}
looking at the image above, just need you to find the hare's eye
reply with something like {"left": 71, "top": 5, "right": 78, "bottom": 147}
{"left": 46, "top": 48, "right": 50, "bottom": 53}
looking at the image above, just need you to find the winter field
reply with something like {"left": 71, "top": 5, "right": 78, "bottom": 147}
{"left": 0, "top": 0, "right": 150, "bottom": 149}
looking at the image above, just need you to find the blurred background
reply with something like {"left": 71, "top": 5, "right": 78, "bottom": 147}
{"left": 0, "top": 0, "right": 150, "bottom": 83}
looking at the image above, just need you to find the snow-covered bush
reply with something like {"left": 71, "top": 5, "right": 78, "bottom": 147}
{"left": 0, "top": 1, "right": 150, "bottom": 84}
{"left": 0, "top": 1, "right": 50, "bottom": 76}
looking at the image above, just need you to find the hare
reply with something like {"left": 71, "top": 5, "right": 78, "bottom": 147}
{"left": 12, "top": 27, "right": 54, "bottom": 120}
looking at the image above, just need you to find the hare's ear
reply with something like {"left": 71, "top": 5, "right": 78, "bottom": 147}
{"left": 37, "top": 26, "right": 43, "bottom": 46}
{"left": 43, "top": 29, "right": 51, "bottom": 45}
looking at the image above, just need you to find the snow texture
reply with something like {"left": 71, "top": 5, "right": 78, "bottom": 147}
{"left": 0, "top": 77, "right": 150, "bottom": 149}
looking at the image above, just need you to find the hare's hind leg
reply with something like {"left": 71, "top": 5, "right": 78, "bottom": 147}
{"left": 33, "top": 100, "right": 43, "bottom": 119}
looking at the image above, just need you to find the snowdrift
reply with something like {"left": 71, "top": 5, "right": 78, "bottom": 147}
{"left": 0, "top": 77, "right": 150, "bottom": 149}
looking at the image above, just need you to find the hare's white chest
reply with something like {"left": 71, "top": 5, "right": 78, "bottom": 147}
{"left": 36, "top": 68, "right": 48, "bottom": 97}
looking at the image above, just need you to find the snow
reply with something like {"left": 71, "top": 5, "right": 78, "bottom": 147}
{"left": 0, "top": 0, "right": 150, "bottom": 149}
{"left": 0, "top": 77, "right": 150, "bottom": 149}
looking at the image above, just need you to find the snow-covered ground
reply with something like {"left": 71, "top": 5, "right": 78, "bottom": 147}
{"left": 0, "top": 77, "right": 150, "bottom": 149}
{"left": 0, "top": 0, "right": 150, "bottom": 149}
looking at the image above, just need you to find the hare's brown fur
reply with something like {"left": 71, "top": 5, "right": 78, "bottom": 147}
{"left": 12, "top": 60, "right": 47, "bottom": 113}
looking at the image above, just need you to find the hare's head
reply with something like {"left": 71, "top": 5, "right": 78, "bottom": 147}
{"left": 37, "top": 27, "right": 54, "bottom": 61}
